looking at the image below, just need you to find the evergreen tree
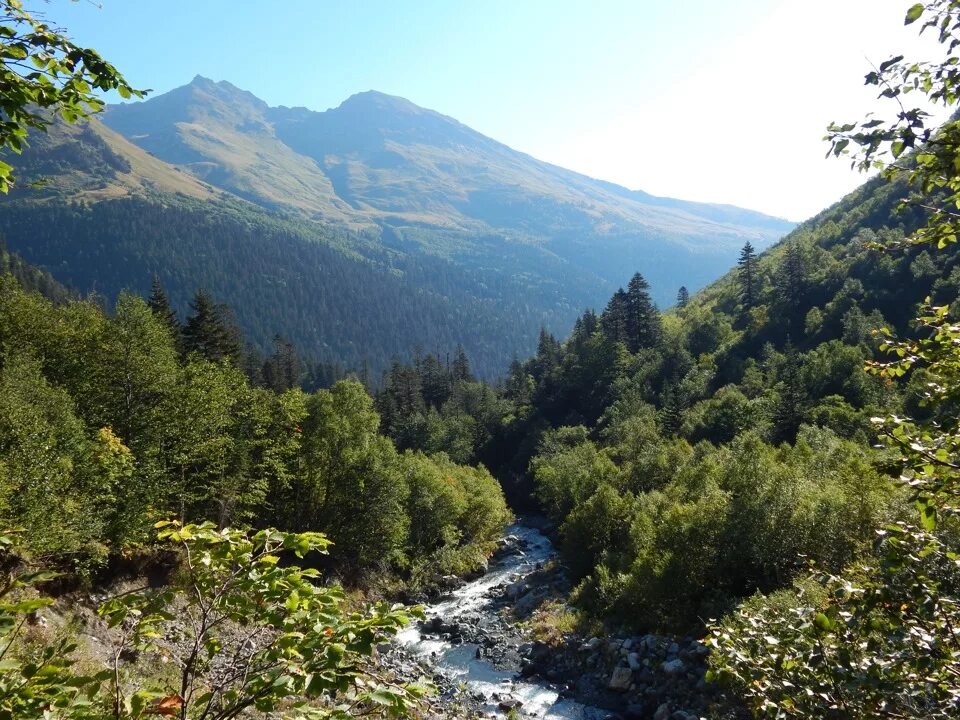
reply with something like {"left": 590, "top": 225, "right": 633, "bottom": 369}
{"left": 262, "top": 335, "right": 301, "bottom": 392}
{"left": 658, "top": 385, "right": 684, "bottom": 437}
{"left": 182, "top": 289, "right": 242, "bottom": 363}
{"left": 738, "top": 241, "right": 757, "bottom": 309}
{"left": 676, "top": 285, "right": 690, "bottom": 308}
{"left": 532, "top": 327, "right": 562, "bottom": 382}
{"left": 505, "top": 356, "right": 533, "bottom": 405}
{"left": 452, "top": 344, "right": 474, "bottom": 383}
{"left": 775, "top": 243, "right": 807, "bottom": 308}
{"left": 601, "top": 289, "right": 629, "bottom": 345}
{"left": 420, "top": 353, "right": 451, "bottom": 408}
{"left": 772, "top": 340, "right": 807, "bottom": 442}
{"left": 146, "top": 274, "right": 180, "bottom": 338}
{"left": 625, "top": 272, "right": 661, "bottom": 352}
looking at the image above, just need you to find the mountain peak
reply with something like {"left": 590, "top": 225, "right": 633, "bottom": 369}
{"left": 337, "top": 90, "right": 426, "bottom": 115}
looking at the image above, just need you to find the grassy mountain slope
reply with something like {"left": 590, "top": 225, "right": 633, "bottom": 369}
{"left": 0, "top": 119, "right": 579, "bottom": 376}
{"left": 11, "top": 116, "right": 216, "bottom": 201}
{"left": 102, "top": 77, "right": 794, "bottom": 307}
{"left": 0, "top": 80, "right": 793, "bottom": 377}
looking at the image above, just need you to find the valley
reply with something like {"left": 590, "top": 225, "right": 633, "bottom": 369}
{"left": 1, "top": 1, "right": 959, "bottom": 719}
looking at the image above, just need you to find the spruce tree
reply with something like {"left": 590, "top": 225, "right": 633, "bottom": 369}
{"left": 676, "top": 285, "right": 689, "bottom": 308}
{"left": 533, "top": 327, "right": 562, "bottom": 381}
{"left": 738, "top": 241, "right": 757, "bottom": 309}
{"left": 601, "top": 289, "right": 629, "bottom": 345}
{"left": 182, "top": 289, "right": 242, "bottom": 363}
{"left": 659, "top": 385, "right": 684, "bottom": 437}
{"left": 262, "top": 335, "right": 301, "bottom": 392}
{"left": 451, "top": 344, "right": 474, "bottom": 383}
{"left": 147, "top": 275, "right": 180, "bottom": 339}
{"left": 772, "top": 340, "right": 807, "bottom": 442}
{"left": 420, "top": 353, "right": 451, "bottom": 408}
{"left": 776, "top": 243, "right": 807, "bottom": 307}
{"left": 625, "top": 272, "right": 661, "bottom": 352}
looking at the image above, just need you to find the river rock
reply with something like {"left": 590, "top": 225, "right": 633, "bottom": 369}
{"left": 653, "top": 703, "right": 671, "bottom": 720}
{"left": 661, "top": 658, "right": 685, "bottom": 674}
{"left": 582, "top": 636, "right": 603, "bottom": 651}
{"left": 608, "top": 665, "right": 633, "bottom": 691}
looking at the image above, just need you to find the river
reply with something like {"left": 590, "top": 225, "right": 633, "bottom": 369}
{"left": 396, "top": 524, "right": 609, "bottom": 719}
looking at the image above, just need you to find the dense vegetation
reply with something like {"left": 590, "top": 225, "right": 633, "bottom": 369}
{"left": 4, "top": 0, "right": 960, "bottom": 716}
{"left": 0, "top": 189, "right": 573, "bottom": 379}
{"left": 375, "top": 4, "right": 960, "bottom": 715}
{"left": 380, "top": 171, "right": 946, "bottom": 627}
{"left": 0, "top": 270, "right": 510, "bottom": 581}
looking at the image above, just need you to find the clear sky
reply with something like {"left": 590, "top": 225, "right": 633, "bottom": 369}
{"left": 45, "top": 0, "right": 947, "bottom": 221}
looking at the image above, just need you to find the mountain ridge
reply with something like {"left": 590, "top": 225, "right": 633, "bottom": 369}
{"left": 0, "top": 77, "right": 795, "bottom": 377}
{"left": 102, "top": 77, "right": 793, "bottom": 278}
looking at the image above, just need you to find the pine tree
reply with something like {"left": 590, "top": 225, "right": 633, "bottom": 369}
{"left": 625, "top": 273, "right": 662, "bottom": 352}
{"left": 676, "top": 285, "right": 689, "bottom": 308}
{"left": 738, "top": 241, "right": 758, "bottom": 309}
{"left": 147, "top": 275, "right": 180, "bottom": 339}
{"left": 182, "top": 289, "right": 242, "bottom": 363}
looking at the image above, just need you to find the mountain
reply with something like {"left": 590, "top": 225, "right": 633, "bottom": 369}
{"left": 101, "top": 77, "right": 792, "bottom": 303}
{"left": 0, "top": 78, "right": 793, "bottom": 377}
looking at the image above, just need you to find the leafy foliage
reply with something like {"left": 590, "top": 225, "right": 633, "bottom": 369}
{"left": 0, "top": 0, "right": 142, "bottom": 191}
{"left": 99, "top": 521, "right": 430, "bottom": 720}
{"left": 708, "top": 2, "right": 960, "bottom": 716}
{"left": 0, "top": 273, "right": 511, "bottom": 584}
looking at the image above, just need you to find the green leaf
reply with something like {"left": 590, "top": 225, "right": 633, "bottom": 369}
{"left": 905, "top": 3, "right": 924, "bottom": 24}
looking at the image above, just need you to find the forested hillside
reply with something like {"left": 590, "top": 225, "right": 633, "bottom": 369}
{"left": 378, "top": 144, "right": 957, "bottom": 627}
{"left": 0, "top": 194, "right": 575, "bottom": 378}
{"left": 4, "top": 0, "right": 960, "bottom": 716}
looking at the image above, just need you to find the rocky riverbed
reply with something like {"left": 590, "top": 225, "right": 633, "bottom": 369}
{"left": 383, "top": 524, "right": 723, "bottom": 720}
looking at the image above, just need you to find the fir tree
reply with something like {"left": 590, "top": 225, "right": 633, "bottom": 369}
{"left": 659, "top": 385, "right": 684, "bottom": 437}
{"left": 147, "top": 275, "right": 180, "bottom": 338}
{"left": 452, "top": 344, "right": 474, "bottom": 383}
{"left": 262, "top": 335, "right": 301, "bottom": 392}
{"left": 776, "top": 243, "right": 807, "bottom": 305}
{"left": 738, "top": 241, "right": 757, "bottom": 309}
{"left": 532, "top": 327, "right": 562, "bottom": 382}
{"left": 625, "top": 272, "right": 661, "bottom": 352}
{"left": 601, "top": 289, "right": 629, "bottom": 346}
{"left": 420, "top": 353, "right": 451, "bottom": 408}
{"left": 772, "top": 340, "right": 807, "bottom": 442}
{"left": 676, "top": 285, "right": 690, "bottom": 308}
{"left": 182, "top": 289, "right": 242, "bottom": 363}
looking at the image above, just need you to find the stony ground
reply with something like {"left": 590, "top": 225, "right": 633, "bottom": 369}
{"left": 392, "top": 531, "right": 737, "bottom": 720}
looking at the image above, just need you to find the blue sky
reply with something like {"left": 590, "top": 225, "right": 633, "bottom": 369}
{"left": 47, "top": 0, "right": 944, "bottom": 220}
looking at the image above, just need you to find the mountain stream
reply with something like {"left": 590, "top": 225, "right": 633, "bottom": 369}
{"left": 395, "top": 524, "right": 608, "bottom": 719}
